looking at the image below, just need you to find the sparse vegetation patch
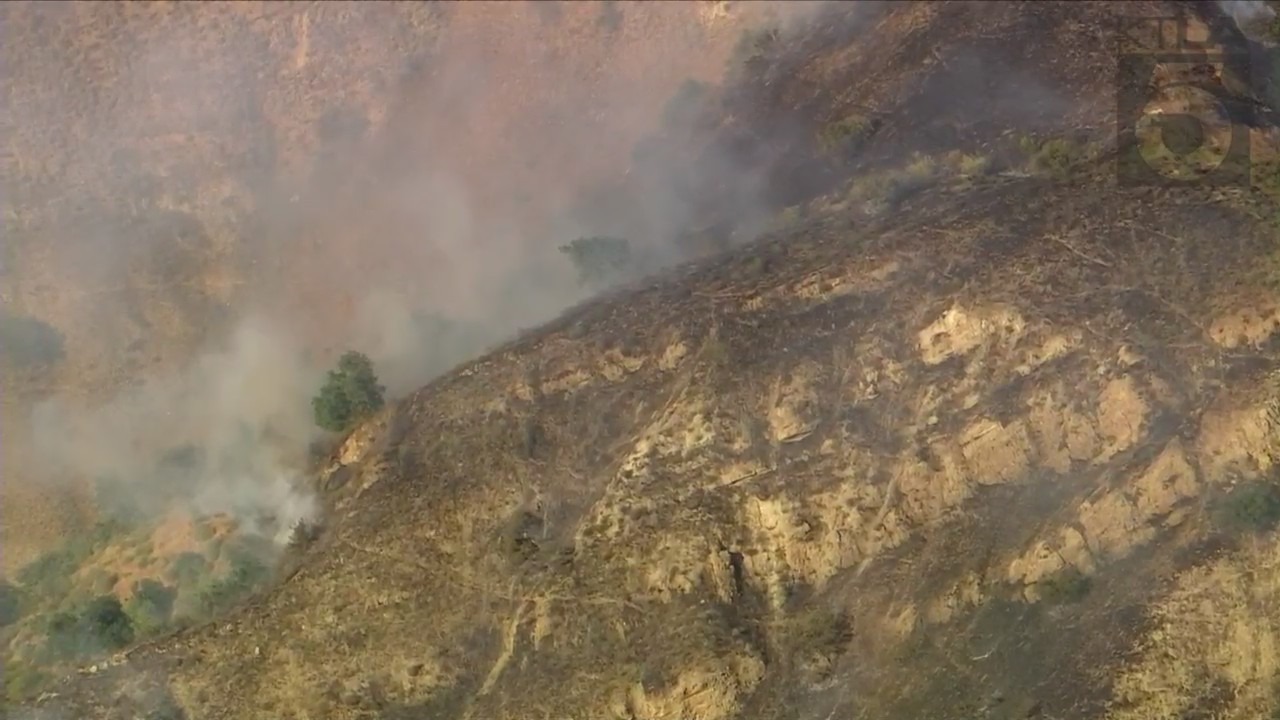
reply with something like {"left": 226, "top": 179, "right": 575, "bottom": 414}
{"left": 42, "top": 595, "right": 134, "bottom": 661}
{"left": 559, "top": 235, "right": 633, "bottom": 288}
{"left": 1214, "top": 479, "right": 1280, "bottom": 534}
{"left": 818, "top": 113, "right": 877, "bottom": 157}
{"left": 1036, "top": 566, "right": 1092, "bottom": 605}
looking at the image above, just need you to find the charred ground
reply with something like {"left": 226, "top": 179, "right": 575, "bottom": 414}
{"left": 6, "top": 1, "right": 1280, "bottom": 720}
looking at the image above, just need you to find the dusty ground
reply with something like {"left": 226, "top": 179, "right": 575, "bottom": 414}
{"left": 5, "top": 1, "right": 1280, "bottom": 719}
{"left": 0, "top": 0, "right": 781, "bottom": 572}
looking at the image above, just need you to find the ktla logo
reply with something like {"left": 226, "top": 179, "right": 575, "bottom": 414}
{"left": 1115, "top": 14, "right": 1253, "bottom": 187}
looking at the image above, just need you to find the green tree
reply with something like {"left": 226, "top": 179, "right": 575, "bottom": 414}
{"left": 559, "top": 236, "right": 632, "bottom": 288}
{"left": 44, "top": 595, "right": 134, "bottom": 659}
{"left": 312, "top": 351, "right": 385, "bottom": 433}
{"left": 125, "top": 579, "right": 177, "bottom": 636}
{"left": 195, "top": 547, "right": 270, "bottom": 617}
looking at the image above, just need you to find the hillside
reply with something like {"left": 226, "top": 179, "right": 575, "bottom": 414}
{"left": 0, "top": 0, "right": 784, "bottom": 572}
{"left": 5, "top": 1, "right": 1280, "bottom": 719}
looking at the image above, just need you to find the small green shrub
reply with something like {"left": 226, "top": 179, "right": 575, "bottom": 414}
{"left": 0, "top": 310, "right": 65, "bottom": 370}
{"left": 1037, "top": 567, "right": 1092, "bottom": 605}
{"left": 44, "top": 595, "right": 134, "bottom": 659}
{"left": 17, "top": 550, "right": 80, "bottom": 603}
{"left": 285, "top": 519, "right": 322, "bottom": 553}
{"left": 955, "top": 152, "right": 992, "bottom": 178}
{"left": 1020, "top": 135, "right": 1093, "bottom": 177}
{"left": 0, "top": 579, "right": 24, "bottom": 627}
{"left": 195, "top": 543, "right": 271, "bottom": 617}
{"left": 559, "top": 236, "right": 632, "bottom": 288}
{"left": 126, "top": 579, "right": 177, "bottom": 636}
{"left": 1215, "top": 480, "right": 1280, "bottom": 534}
{"left": 312, "top": 351, "right": 385, "bottom": 433}
{"left": 167, "top": 551, "right": 209, "bottom": 587}
{"left": 818, "top": 114, "right": 876, "bottom": 156}
{"left": 3, "top": 657, "right": 50, "bottom": 702}
{"left": 17, "top": 520, "right": 130, "bottom": 605}
{"left": 1254, "top": 161, "right": 1280, "bottom": 198}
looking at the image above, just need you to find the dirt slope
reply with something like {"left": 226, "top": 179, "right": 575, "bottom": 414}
{"left": 0, "top": 0, "right": 781, "bottom": 572}
{"left": 10, "top": 1, "right": 1280, "bottom": 719}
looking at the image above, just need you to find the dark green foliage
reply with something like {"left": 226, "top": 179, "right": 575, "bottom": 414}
{"left": 1215, "top": 480, "right": 1280, "bottom": 534}
{"left": 285, "top": 519, "right": 322, "bottom": 553}
{"left": 16, "top": 520, "right": 128, "bottom": 603}
{"left": 195, "top": 544, "right": 271, "bottom": 617}
{"left": 818, "top": 114, "right": 877, "bottom": 156}
{"left": 0, "top": 309, "right": 65, "bottom": 370}
{"left": 44, "top": 595, "right": 134, "bottom": 659}
{"left": 312, "top": 351, "right": 385, "bottom": 432}
{"left": 1018, "top": 135, "right": 1093, "bottom": 177}
{"left": 1036, "top": 567, "right": 1092, "bottom": 605}
{"left": 126, "top": 579, "right": 177, "bottom": 636}
{"left": 3, "top": 658, "right": 49, "bottom": 702}
{"left": 0, "top": 579, "right": 24, "bottom": 627}
{"left": 559, "top": 236, "right": 632, "bottom": 288}
{"left": 167, "top": 551, "right": 209, "bottom": 586}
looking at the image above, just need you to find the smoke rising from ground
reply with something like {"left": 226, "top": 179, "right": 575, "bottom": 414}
{"left": 29, "top": 316, "right": 322, "bottom": 544}
{"left": 5, "top": 1, "right": 846, "bottom": 556}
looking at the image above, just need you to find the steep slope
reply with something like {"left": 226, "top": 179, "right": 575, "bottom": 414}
{"left": 0, "top": 0, "right": 784, "bottom": 572}
{"left": 36, "top": 162, "right": 1280, "bottom": 720}
{"left": 9, "top": 1, "right": 1280, "bottom": 719}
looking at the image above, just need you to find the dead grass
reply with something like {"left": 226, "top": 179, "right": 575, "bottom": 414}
{"left": 1108, "top": 536, "right": 1280, "bottom": 720}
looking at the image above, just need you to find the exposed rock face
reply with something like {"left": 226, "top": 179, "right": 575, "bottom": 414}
{"left": 33, "top": 164, "right": 1280, "bottom": 720}
{"left": 7, "top": 1, "right": 1280, "bottom": 719}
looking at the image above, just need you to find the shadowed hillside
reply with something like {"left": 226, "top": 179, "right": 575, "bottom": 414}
{"left": 4, "top": 1, "right": 1280, "bottom": 719}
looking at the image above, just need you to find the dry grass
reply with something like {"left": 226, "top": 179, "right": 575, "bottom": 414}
{"left": 8, "top": 2, "right": 1280, "bottom": 718}
{"left": 1108, "top": 536, "right": 1280, "bottom": 720}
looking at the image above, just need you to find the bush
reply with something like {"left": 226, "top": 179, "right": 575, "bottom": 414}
{"left": 1215, "top": 480, "right": 1280, "bottom": 534}
{"left": 0, "top": 579, "right": 24, "bottom": 627}
{"left": 286, "top": 519, "right": 322, "bottom": 553}
{"left": 0, "top": 310, "right": 65, "bottom": 370}
{"left": 166, "top": 551, "right": 209, "bottom": 587}
{"left": 312, "top": 351, "right": 385, "bottom": 433}
{"left": 3, "top": 658, "right": 49, "bottom": 702}
{"left": 195, "top": 551, "right": 270, "bottom": 617}
{"left": 559, "top": 236, "right": 632, "bottom": 288}
{"left": 818, "top": 114, "right": 877, "bottom": 156}
{"left": 1019, "top": 135, "right": 1093, "bottom": 177}
{"left": 1037, "top": 567, "right": 1092, "bottom": 605}
{"left": 126, "top": 579, "right": 176, "bottom": 636}
{"left": 16, "top": 519, "right": 129, "bottom": 604}
{"left": 44, "top": 595, "right": 134, "bottom": 659}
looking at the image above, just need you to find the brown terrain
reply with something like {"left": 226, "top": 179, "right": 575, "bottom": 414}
{"left": 0, "top": 0, "right": 783, "bottom": 571}
{"left": 3, "top": 1, "right": 1280, "bottom": 719}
